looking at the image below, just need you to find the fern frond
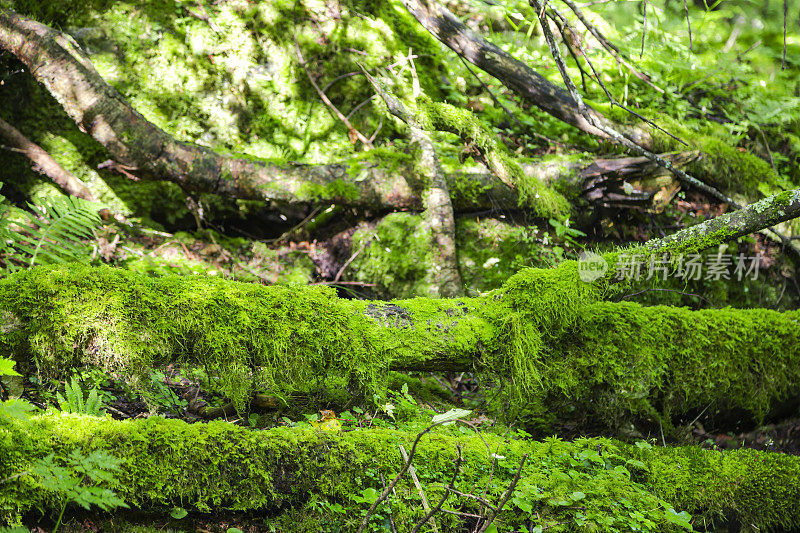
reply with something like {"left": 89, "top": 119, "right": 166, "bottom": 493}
{"left": 25, "top": 196, "right": 101, "bottom": 267}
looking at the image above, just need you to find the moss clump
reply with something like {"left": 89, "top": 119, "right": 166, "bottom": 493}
{"left": 478, "top": 261, "right": 611, "bottom": 400}
{"left": 0, "top": 264, "right": 383, "bottom": 412}
{"left": 3, "top": 413, "right": 800, "bottom": 531}
{"left": 410, "top": 96, "right": 572, "bottom": 217}
{"left": 641, "top": 112, "right": 789, "bottom": 199}
{"left": 349, "top": 213, "right": 435, "bottom": 298}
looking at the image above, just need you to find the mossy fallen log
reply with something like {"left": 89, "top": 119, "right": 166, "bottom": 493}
{"left": 2, "top": 264, "right": 799, "bottom": 425}
{"left": 1, "top": 412, "right": 799, "bottom": 531}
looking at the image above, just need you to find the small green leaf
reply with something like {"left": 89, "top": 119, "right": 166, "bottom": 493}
{"left": 361, "top": 487, "right": 379, "bottom": 504}
{"left": 431, "top": 408, "right": 472, "bottom": 425}
{"left": 170, "top": 506, "right": 188, "bottom": 519}
{"left": 0, "top": 357, "right": 20, "bottom": 376}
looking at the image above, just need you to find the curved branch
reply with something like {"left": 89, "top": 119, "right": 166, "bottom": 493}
{"left": 400, "top": 0, "right": 653, "bottom": 147}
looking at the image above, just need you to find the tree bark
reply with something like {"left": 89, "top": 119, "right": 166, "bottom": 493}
{"left": 366, "top": 75, "right": 464, "bottom": 297}
{"left": 400, "top": 0, "right": 653, "bottom": 148}
{"left": 0, "top": 116, "right": 98, "bottom": 203}
{"left": 0, "top": 7, "right": 691, "bottom": 216}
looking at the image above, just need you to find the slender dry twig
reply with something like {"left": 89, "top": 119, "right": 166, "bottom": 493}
{"left": 640, "top": 0, "right": 648, "bottom": 59}
{"left": 438, "top": 509, "right": 483, "bottom": 519}
{"left": 533, "top": 1, "right": 732, "bottom": 204}
{"left": 346, "top": 94, "right": 377, "bottom": 120}
{"left": 551, "top": 12, "right": 687, "bottom": 146}
{"left": 0, "top": 471, "right": 28, "bottom": 485}
{"left": 334, "top": 234, "right": 373, "bottom": 282}
{"left": 547, "top": 12, "right": 589, "bottom": 92}
{"left": 410, "top": 446, "right": 462, "bottom": 533}
{"left": 683, "top": 0, "right": 693, "bottom": 51}
{"left": 355, "top": 419, "right": 452, "bottom": 533}
{"left": 476, "top": 454, "right": 528, "bottom": 533}
{"left": 446, "top": 488, "right": 499, "bottom": 511}
{"left": 400, "top": 444, "right": 439, "bottom": 533}
{"left": 380, "top": 473, "right": 399, "bottom": 533}
{"left": 294, "top": 36, "right": 374, "bottom": 149}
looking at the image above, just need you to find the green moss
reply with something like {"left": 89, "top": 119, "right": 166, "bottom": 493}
{"left": 0, "top": 264, "right": 383, "bottom": 412}
{"left": 644, "top": 113, "right": 789, "bottom": 198}
{"left": 294, "top": 179, "right": 361, "bottom": 203}
{"left": 2, "top": 263, "right": 799, "bottom": 428}
{"left": 3, "top": 413, "right": 800, "bottom": 531}
{"left": 350, "top": 213, "right": 433, "bottom": 298}
{"left": 410, "top": 96, "right": 571, "bottom": 217}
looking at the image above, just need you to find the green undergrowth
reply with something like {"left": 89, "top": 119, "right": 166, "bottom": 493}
{"left": 350, "top": 215, "right": 565, "bottom": 298}
{"left": 2, "top": 412, "right": 800, "bottom": 531}
{"left": 402, "top": 95, "right": 572, "bottom": 216}
{"left": 2, "top": 263, "right": 799, "bottom": 430}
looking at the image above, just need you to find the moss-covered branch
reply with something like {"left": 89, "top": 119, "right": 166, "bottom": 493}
{"left": 366, "top": 74, "right": 464, "bottom": 297}
{"left": 0, "top": 6, "right": 694, "bottom": 217}
{"left": 2, "top": 414, "right": 799, "bottom": 531}
{"left": 2, "top": 263, "right": 799, "bottom": 424}
{"left": 640, "top": 188, "right": 800, "bottom": 255}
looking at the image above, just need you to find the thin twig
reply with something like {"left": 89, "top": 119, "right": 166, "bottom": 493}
{"left": 438, "top": 509, "right": 483, "bottom": 519}
{"left": 548, "top": 12, "right": 589, "bottom": 92}
{"left": 445, "top": 488, "right": 498, "bottom": 512}
{"left": 356, "top": 419, "right": 453, "bottom": 533}
{"left": 0, "top": 471, "right": 28, "bottom": 485}
{"left": 400, "top": 444, "right": 439, "bottom": 533}
{"left": 266, "top": 206, "right": 323, "bottom": 244}
{"left": 380, "top": 473, "right": 399, "bottom": 533}
{"left": 294, "top": 37, "right": 374, "bottom": 149}
{"left": 346, "top": 94, "right": 378, "bottom": 120}
{"left": 476, "top": 454, "right": 528, "bottom": 533}
{"left": 334, "top": 234, "right": 373, "bottom": 282}
{"left": 410, "top": 446, "right": 462, "bottom": 533}
{"left": 683, "top": 0, "right": 693, "bottom": 51}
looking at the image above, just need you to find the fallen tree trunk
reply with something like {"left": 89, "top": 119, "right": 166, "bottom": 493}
{"left": 2, "top": 262, "right": 798, "bottom": 425}
{"left": 2, "top": 414, "right": 799, "bottom": 531}
{"left": 0, "top": 7, "right": 694, "bottom": 216}
{"left": 2, "top": 190, "right": 798, "bottom": 420}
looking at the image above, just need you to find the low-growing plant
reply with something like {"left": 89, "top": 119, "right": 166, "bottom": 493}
{"left": 32, "top": 449, "right": 128, "bottom": 532}
{"left": 56, "top": 377, "right": 106, "bottom": 417}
